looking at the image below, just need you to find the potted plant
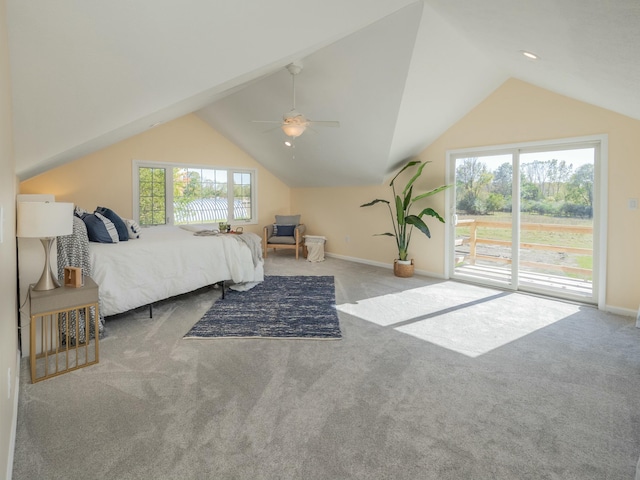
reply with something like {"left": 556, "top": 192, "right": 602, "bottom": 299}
{"left": 360, "top": 160, "right": 450, "bottom": 277}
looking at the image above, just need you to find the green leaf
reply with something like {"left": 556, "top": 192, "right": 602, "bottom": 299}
{"left": 373, "top": 232, "right": 395, "bottom": 237}
{"left": 403, "top": 185, "right": 412, "bottom": 211}
{"left": 360, "top": 199, "right": 390, "bottom": 207}
{"left": 395, "top": 195, "right": 404, "bottom": 225}
{"left": 405, "top": 215, "right": 431, "bottom": 238}
{"left": 416, "top": 207, "right": 446, "bottom": 223}
{"left": 403, "top": 161, "right": 430, "bottom": 196}
{"left": 389, "top": 160, "right": 421, "bottom": 187}
{"left": 412, "top": 184, "right": 452, "bottom": 202}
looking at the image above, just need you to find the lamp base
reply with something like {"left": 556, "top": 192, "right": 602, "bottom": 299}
{"left": 33, "top": 237, "right": 61, "bottom": 291}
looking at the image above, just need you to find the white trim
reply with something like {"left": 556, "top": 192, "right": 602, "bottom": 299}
{"left": 596, "top": 135, "right": 608, "bottom": 310}
{"left": 7, "top": 351, "right": 20, "bottom": 480}
{"left": 325, "top": 252, "right": 391, "bottom": 269}
{"left": 444, "top": 157, "right": 453, "bottom": 279}
{"left": 603, "top": 305, "right": 637, "bottom": 318}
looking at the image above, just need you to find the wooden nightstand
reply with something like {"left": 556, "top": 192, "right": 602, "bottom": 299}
{"left": 29, "top": 277, "right": 100, "bottom": 383}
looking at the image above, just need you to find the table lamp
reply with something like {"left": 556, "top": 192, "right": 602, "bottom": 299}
{"left": 16, "top": 201, "right": 74, "bottom": 291}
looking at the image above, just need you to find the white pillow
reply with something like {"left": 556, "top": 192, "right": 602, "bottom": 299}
{"left": 124, "top": 218, "right": 142, "bottom": 239}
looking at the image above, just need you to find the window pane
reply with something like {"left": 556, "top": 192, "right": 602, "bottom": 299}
{"left": 139, "top": 167, "right": 166, "bottom": 226}
{"left": 233, "top": 172, "right": 252, "bottom": 221}
{"left": 172, "top": 167, "right": 229, "bottom": 224}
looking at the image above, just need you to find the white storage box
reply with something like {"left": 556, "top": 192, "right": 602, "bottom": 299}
{"left": 304, "top": 235, "right": 326, "bottom": 262}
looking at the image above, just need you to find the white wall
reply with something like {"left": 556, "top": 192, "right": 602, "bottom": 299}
{"left": 0, "top": 0, "right": 20, "bottom": 476}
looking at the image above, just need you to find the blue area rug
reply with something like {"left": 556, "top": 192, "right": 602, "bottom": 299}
{"left": 184, "top": 275, "right": 342, "bottom": 339}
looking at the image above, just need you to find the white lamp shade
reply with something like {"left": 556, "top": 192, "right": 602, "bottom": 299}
{"left": 16, "top": 202, "right": 74, "bottom": 238}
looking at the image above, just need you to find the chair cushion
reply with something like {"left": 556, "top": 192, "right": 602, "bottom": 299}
{"left": 275, "top": 214, "right": 300, "bottom": 226}
{"left": 274, "top": 224, "right": 296, "bottom": 237}
{"left": 268, "top": 235, "right": 297, "bottom": 245}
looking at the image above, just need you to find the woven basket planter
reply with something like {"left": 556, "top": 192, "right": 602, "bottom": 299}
{"left": 393, "top": 259, "right": 414, "bottom": 278}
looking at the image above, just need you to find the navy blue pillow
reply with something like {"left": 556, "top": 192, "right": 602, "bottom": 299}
{"left": 95, "top": 206, "right": 128, "bottom": 241}
{"left": 81, "top": 213, "right": 117, "bottom": 243}
{"left": 275, "top": 224, "right": 296, "bottom": 237}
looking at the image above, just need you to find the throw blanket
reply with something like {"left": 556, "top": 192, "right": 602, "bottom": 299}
{"left": 57, "top": 216, "right": 105, "bottom": 340}
{"left": 192, "top": 231, "right": 263, "bottom": 267}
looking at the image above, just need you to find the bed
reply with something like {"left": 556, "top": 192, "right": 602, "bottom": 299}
{"left": 89, "top": 225, "right": 264, "bottom": 317}
{"left": 57, "top": 214, "right": 264, "bottom": 321}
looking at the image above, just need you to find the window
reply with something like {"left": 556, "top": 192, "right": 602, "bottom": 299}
{"left": 133, "top": 161, "right": 257, "bottom": 226}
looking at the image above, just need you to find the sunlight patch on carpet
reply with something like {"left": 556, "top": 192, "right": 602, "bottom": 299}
{"left": 337, "top": 281, "right": 580, "bottom": 357}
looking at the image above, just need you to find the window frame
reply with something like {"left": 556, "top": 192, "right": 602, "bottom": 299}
{"left": 132, "top": 160, "right": 258, "bottom": 227}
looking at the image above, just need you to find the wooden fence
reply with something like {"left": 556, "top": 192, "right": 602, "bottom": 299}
{"left": 455, "top": 219, "right": 593, "bottom": 276}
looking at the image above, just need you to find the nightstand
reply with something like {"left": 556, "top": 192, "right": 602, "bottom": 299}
{"left": 29, "top": 277, "right": 100, "bottom": 383}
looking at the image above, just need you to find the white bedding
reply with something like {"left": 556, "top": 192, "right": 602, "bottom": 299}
{"left": 89, "top": 226, "right": 264, "bottom": 316}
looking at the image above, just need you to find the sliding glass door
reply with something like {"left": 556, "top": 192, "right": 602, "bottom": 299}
{"left": 452, "top": 153, "right": 516, "bottom": 288}
{"left": 449, "top": 138, "right": 602, "bottom": 304}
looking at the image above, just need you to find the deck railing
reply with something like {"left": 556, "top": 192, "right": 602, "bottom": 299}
{"left": 455, "top": 219, "right": 593, "bottom": 276}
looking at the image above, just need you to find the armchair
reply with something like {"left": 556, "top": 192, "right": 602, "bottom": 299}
{"left": 263, "top": 215, "right": 306, "bottom": 259}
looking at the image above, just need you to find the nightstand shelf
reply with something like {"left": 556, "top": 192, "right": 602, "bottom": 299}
{"left": 29, "top": 277, "right": 100, "bottom": 383}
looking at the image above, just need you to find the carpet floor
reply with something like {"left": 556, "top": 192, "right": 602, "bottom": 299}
{"left": 12, "top": 253, "right": 640, "bottom": 480}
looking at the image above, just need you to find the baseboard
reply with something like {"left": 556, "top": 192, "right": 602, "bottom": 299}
{"left": 325, "top": 252, "right": 391, "bottom": 270}
{"left": 324, "top": 253, "right": 447, "bottom": 279}
{"left": 603, "top": 304, "right": 637, "bottom": 318}
{"left": 6, "top": 350, "right": 20, "bottom": 480}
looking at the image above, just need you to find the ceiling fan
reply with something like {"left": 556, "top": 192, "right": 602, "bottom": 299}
{"left": 253, "top": 62, "right": 340, "bottom": 139}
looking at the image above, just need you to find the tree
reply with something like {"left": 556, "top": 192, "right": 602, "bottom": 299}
{"left": 485, "top": 193, "right": 505, "bottom": 213}
{"left": 456, "top": 157, "right": 493, "bottom": 213}
{"left": 492, "top": 162, "right": 512, "bottom": 196}
{"left": 566, "top": 163, "right": 594, "bottom": 208}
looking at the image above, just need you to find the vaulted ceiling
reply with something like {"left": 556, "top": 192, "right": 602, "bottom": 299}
{"left": 8, "top": 0, "right": 640, "bottom": 186}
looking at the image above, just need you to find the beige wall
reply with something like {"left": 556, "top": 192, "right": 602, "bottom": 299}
{"left": 20, "top": 114, "right": 292, "bottom": 236}
{"left": 0, "top": 0, "right": 19, "bottom": 476}
{"left": 293, "top": 79, "right": 640, "bottom": 312}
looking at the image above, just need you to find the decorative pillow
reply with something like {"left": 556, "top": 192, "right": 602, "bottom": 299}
{"left": 95, "top": 206, "right": 128, "bottom": 241}
{"left": 94, "top": 212, "right": 120, "bottom": 243}
{"left": 80, "top": 213, "right": 119, "bottom": 243}
{"left": 274, "top": 224, "right": 296, "bottom": 237}
{"left": 124, "top": 218, "right": 142, "bottom": 239}
{"left": 74, "top": 205, "right": 88, "bottom": 218}
{"left": 275, "top": 214, "right": 300, "bottom": 226}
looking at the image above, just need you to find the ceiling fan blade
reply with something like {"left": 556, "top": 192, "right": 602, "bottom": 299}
{"left": 308, "top": 120, "right": 340, "bottom": 127}
{"left": 251, "top": 120, "right": 282, "bottom": 124}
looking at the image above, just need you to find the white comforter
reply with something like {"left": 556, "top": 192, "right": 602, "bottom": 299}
{"left": 89, "top": 226, "right": 264, "bottom": 316}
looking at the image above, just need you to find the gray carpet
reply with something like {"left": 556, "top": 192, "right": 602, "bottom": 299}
{"left": 12, "top": 253, "right": 640, "bottom": 479}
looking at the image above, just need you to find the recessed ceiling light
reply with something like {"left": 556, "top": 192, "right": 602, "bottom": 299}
{"left": 520, "top": 50, "right": 539, "bottom": 60}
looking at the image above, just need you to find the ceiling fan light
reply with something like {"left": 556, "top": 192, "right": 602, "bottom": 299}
{"left": 282, "top": 123, "right": 306, "bottom": 138}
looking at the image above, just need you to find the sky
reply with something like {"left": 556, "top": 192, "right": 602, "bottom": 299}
{"left": 469, "top": 147, "right": 595, "bottom": 170}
